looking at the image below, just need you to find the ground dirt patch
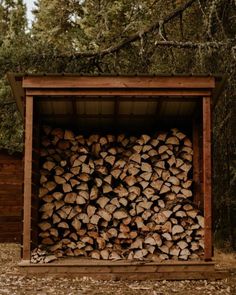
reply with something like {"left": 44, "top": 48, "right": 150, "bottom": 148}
{"left": 0, "top": 244, "right": 235, "bottom": 295}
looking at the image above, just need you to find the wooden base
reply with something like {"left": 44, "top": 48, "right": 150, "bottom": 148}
{"left": 19, "top": 259, "right": 229, "bottom": 280}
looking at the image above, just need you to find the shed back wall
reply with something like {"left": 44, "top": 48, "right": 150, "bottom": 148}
{"left": 0, "top": 150, "right": 23, "bottom": 242}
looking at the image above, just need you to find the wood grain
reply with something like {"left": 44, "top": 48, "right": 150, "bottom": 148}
{"left": 23, "top": 76, "right": 215, "bottom": 89}
{"left": 23, "top": 95, "right": 33, "bottom": 260}
{"left": 26, "top": 89, "right": 211, "bottom": 97}
{"left": 203, "top": 96, "right": 212, "bottom": 261}
{"left": 0, "top": 150, "right": 23, "bottom": 242}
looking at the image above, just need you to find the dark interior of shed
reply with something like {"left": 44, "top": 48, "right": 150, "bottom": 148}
{"left": 35, "top": 96, "right": 202, "bottom": 140}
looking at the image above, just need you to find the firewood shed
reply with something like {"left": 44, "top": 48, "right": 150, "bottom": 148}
{"left": 8, "top": 73, "right": 227, "bottom": 280}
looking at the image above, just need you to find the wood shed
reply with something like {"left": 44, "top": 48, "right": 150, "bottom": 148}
{"left": 8, "top": 73, "right": 226, "bottom": 279}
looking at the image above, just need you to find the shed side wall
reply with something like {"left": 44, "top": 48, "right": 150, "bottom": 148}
{"left": 0, "top": 150, "right": 23, "bottom": 242}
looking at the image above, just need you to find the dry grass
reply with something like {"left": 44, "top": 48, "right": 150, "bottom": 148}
{"left": 214, "top": 249, "right": 236, "bottom": 270}
{"left": 0, "top": 243, "right": 235, "bottom": 295}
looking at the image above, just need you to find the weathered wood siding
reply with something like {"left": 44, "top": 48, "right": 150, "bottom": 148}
{"left": 0, "top": 150, "right": 23, "bottom": 242}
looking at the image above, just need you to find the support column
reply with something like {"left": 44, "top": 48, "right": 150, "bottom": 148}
{"left": 22, "top": 95, "right": 33, "bottom": 261}
{"left": 193, "top": 116, "right": 202, "bottom": 208}
{"left": 203, "top": 96, "right": 213, "bottom": 260}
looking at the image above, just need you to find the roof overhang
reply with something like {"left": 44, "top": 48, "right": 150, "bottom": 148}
{"left": 7, "top": 73, "right": 225, "bottom": 122}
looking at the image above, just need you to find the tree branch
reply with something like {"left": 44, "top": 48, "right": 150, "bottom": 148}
{"left": 63, "top": 0, "right": 199, "bottom": 58}
{"left": 153, "top": 40, "right": 231, "bottom": 48}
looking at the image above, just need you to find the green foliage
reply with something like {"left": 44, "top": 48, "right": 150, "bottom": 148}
{"left": 32, "top": 0, "right": 85, "bottom": 53}
{"left": 0, "top": 0, "right": 27, "bottom": 152}
{"left": 0, "top": 78, "right": 23, "bottom": 152}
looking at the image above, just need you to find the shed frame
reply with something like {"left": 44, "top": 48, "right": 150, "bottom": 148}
{"left": 8, "top": 74, "right": 224, "bottom": 278}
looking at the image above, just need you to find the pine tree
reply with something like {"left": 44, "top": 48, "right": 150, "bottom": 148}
{"left": 32, "top": 0, "right": 85, "bottom": 53}
{"left": 0, "top": 0, "right": 27, "bottom": 152}
{"left": 0, "top": 0, "right": 27, "bottom": 44}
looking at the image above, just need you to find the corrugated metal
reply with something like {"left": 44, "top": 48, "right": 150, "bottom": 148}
{"left": 39, "top": 100, "right": 196, "bottom": 116}
{"left": 38, "top": 99, "right": 196, "bottom": 128}
{"left": 119, "top": 101, "right": 157, "bottom": 115}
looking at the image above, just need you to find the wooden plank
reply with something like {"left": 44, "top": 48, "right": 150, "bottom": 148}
{"left": 0, "top": 180, "right": 22, "bottom": 185}
{"left": 0, "top": 163, "right": 22, "bottom": 170}
{"left": 19, "top": 260, "right": 215, "bottom": 267}
{"left": 0, "top": 206, "right": 22, "bottom": 216}
{"left": 0, "top": 150, "right": 22, "bottom": 161}
{"left": 0, "top": 158, "right": 22, "bottom": 164}
{"left": 20, "top": 257, "right": 215, "bottom": 267}
{"left": 26, "top": 89, "right": 211, "bottom": 97}
{"left": 20, "top": 265, "right": 214, "bottom": 274}
{"left": 0, "top": 216, "right": 22, "bottom": 223}
{"left": 0, "top": 197, "right": 23, "bottom": 206}
{"left": 0, "top": 183, "right": 22, "bottom": 191}
{"left": 0, "top": 170, "right": 23, "bottom": 175}
{"left": 22, "top": 95, "right": 33, "bottom": 261}
{"left": 203, "top": 96, "right": 213, "bottom": 261}
{"left": 18, "top": 269, "right": 229, "bottom": 280}
{"left": 23, "top": 76, "right": 215, "bottom": 89}
{"left": 0, "top": 162, "right": 22, "bottom": 167}
{"left": 193, "top": 117, "right": 202, "bottom": 208}
{"left": 0, "top": 193, "right": 22, "bottom": 200}
{"left": 18, "top": 260, "right": 229, "bottom": 280}
{"left": 0, "top": 235, "right": 21, "bottom": 242}
{"left": 0, "top": 148, "right": 23, "bottom": 249}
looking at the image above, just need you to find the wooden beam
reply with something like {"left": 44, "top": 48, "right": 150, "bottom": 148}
{"left": 7, "top": 74, "right": 25, "bottom": 116}
{"left": 26, "top": 89, "right": 211, "bottom": 97}
{"left": 41, "top": 113, "right": 194, "bottom": 120}
{"left": 23, "top": 95, "right": 33, "bottom": 261}
{"left": 202, "top": 96, "right": 212, "bottom": 261}
{"left": 18, "top": 259, "right": 229, "bottom": 281}
{"left": 23, "top": 76, "right": 215, "bottom": 89}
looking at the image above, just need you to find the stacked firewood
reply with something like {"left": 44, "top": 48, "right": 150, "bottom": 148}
{"left": 37, "top": 126, "right": 204, "bottom": 261}
{"left": 31, "top": 247, "right": 57, "bottom": 264}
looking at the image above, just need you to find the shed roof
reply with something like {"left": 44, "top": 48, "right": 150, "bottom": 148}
{"left": 7, "top": 73, "right": 225, "bottom": 131}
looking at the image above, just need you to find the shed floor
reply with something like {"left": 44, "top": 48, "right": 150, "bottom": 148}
{"left": 18, "top": 257, "right": 228, "bottom": 280}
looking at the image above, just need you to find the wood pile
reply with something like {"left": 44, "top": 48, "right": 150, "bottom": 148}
{"left": 37, "top": 126, "right": 204, "bottom": 261}
{"left": 31, "top": 247, "right": 57, "bottom": 264}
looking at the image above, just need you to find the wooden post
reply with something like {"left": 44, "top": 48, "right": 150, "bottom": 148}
{"left": 23, "top": 95, "right": 33, "bottom": 261}
{"left": 202, "top": 96, "right": 212, "bottom": 261}
{"left": 192, "top": 116, "right": 202, "bottom": 208}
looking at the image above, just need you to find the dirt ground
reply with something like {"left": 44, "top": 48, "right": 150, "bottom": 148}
{"left": 0, "top": 244, "right": 235, "bottom": 295}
